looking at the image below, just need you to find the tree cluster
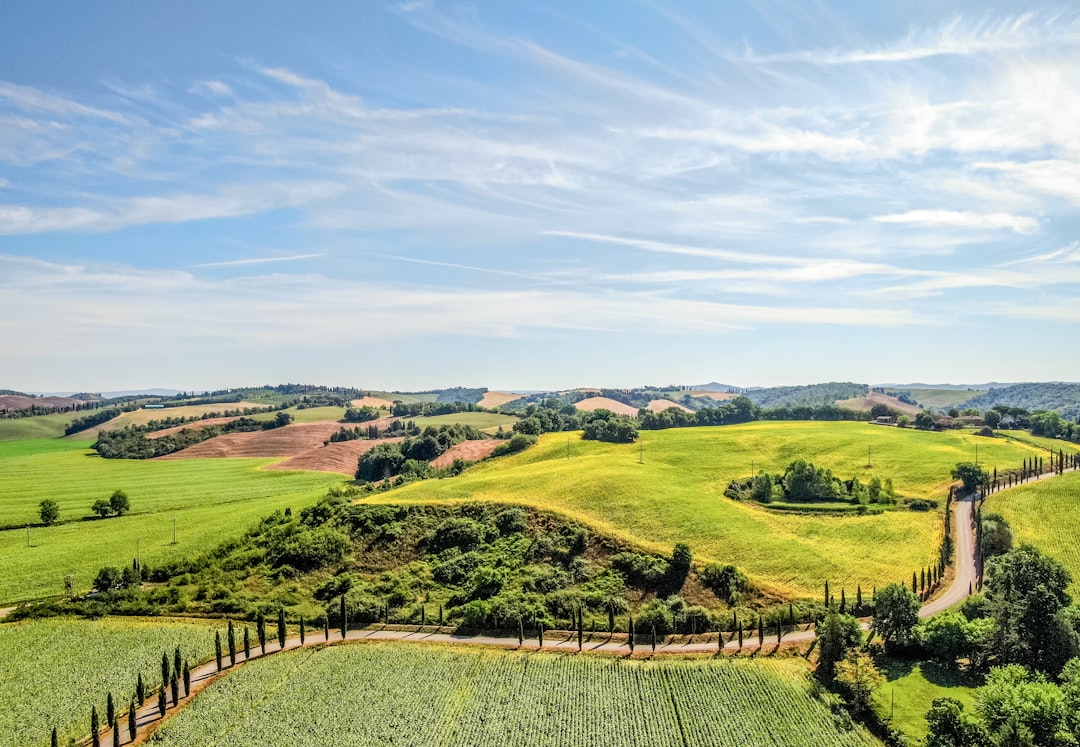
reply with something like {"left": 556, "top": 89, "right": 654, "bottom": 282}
{"left": 94, "top": 413, "right": 293, "bottom": 459}
{"left": 354, "top": 424, "right": 484, "bottom": 481}
{"left": 725, "top": 460, "right": 897, "bottom": 506}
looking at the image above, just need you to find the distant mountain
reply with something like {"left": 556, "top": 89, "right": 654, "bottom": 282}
{"left": 958, "top": 383, "right": 1080, "bottom": 420}
{"left": 874, "top": 382, "right": 1017, "bottom": 391}
{"left": 690, "top": 382, "right": 742, "bottom": 392}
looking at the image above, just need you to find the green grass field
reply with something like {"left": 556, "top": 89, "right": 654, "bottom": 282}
{"left": 0, "top": 617, "right": 223, "bottom": 745}
{"left": 410, "top": 412, "right": 521, "bottom": 430}
{"left": 985, "top": 469, "right": 1080, "bottom": 593}
{"left": 0, "top": 439, "right": 344, "bottom": 603}
{"left": 0, "top": 412, "right": 83, "bottom": 441}
{"left": 891, "top": 389, "right": 987, "bottom": 411}
{"left": 996, "top": 430, "right": 1080, "bottom": 456}
{"left": 873, "top": 659, "right": 977, "bottom": 745}
{"left": 147, "top": 642, "right": 880, "bottom": 747}
{"left": 367, "top": 423, "right": 1050, "bottom": 598}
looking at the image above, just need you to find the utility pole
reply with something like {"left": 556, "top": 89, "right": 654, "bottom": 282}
{"left": 867, "top": 445, "right": 871, "bottom": 468}
{"left": 172, "top": 516, "right": 177, "bottom": 544}
{"left": 26, "top": 524, "right": 30, "bottom": 548}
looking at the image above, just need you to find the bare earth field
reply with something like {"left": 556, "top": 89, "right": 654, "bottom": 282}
{"left": 0, "top": 394, "right": 88, "bottom": 411}
{"left": 350, "top": 396, "right": 396, "bottom": 409}
{"left": 646, "top": 398, "right": 693, "bottom": 413}
{"left": 477, "top": 391, "right": 524, "bottom": 409}
{"left": 430, "top": 439, "right": 501, "bottom": 468}
{"left": 266, "top": 437, "right": 405, "bottom": 474}
{"left": 156, "top": 422, "right": 344, "bottom": 459}
{"left": 835, "top": 391, "right": 922, "bottom": 417}
{"left": 574, "top": 396, "right": 639, "bottom": 417}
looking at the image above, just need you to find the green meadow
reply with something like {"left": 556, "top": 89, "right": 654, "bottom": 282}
{"left": 368, "top": 422, "right": 1050, "bottom": 598}
{"left": 0, "top": 412, "right": 83, "bottom": 441}
{"left": 986, "top": 469, "right": 1080, "bottom": 594}
{"left": 0, "top": 439, "right": 343, "bottom": 603}
{"left": 873, "top": 659, "right": 977, "bottom": 745}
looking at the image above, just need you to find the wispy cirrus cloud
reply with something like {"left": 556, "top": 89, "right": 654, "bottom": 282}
{"left": 871, "top": 209, "right": 1039, "bottom": 235}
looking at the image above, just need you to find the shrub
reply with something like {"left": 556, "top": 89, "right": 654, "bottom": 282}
{"left": 699, "top": 563, "right": 749, "bottom": 604}
{"left": 429, "top": 518, "right": 491, "bottom": 552}
{"left": 636, "top": 599, "right": 673, "bottom": 635}
{"left": 265, "top": 526, "right": 350, "bottom": 571}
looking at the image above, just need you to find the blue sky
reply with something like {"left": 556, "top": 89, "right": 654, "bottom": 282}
{"left": 2, "top": 1, "right": 1079, "bottom": 392}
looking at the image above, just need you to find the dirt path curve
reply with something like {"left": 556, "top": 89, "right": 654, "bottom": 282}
{"left": 89, "top": 460, "right": 1080, "bottom": 746}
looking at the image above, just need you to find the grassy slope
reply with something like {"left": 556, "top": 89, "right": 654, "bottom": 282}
{"left": 367, "top": 423, "right": 1047, "bottom": 598}
{"left": 0, "top": 412, "right": 83, "bottom": 441}
{"left": 0, "top": 617, "right": 222, "bottom": 745}
{"left": 0, "top": 439, "right": 343, "bottom": 603}
{"left": 873, "top": 659, "right": 977, "bottom": 746}
{"left": 148, "top": 643, "right": 880, "bottom": 747}
{"left": 894, "top": 389, "right": 988, "bottom": 410}
{"left": 985, "top": 469, "right": 1080, "bottom": 594}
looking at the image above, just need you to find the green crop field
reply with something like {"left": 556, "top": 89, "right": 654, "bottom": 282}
{"left": 147, "top": 642, "right": 880, "bottom": 747}
{"left": 273, "top": 405, "right": 347, "bottom": 423}
{"left": 0, "top": 617, "right": 223, "bottom": 746}
{"left": 368, "top": 423, "right": 1048, "bottom": 598}
{"left": 996, "top": 430, "right": 1080, "bottom": 456}
{"left": 873, "top": 659, "right": 977, "bottom": 745}
{"left": 0, "top": 439, "right": 344, "bottom": 603}
{"left": 410, "top": 412, "right": 521, "bottom": 430}
{"left": 0, "top": 412, "right": 83, "bottom": 441}
{"left": 985, "top": 470, "right": 1080, "bottom": 593}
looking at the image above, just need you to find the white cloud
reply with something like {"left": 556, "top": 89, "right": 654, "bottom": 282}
{"left": 194, "top": 253, "right": 325, "bottom": 268}
{"left": 0, "top": 81, "right": 128, "bottom": 123}
{"left": 871, "top": 209, "right": 1039, "bottom": 235}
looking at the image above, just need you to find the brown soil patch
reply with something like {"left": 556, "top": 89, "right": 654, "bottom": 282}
{"left": 573, "top": 397, "right": 640, "bottom": 417}
{"left": 836, "top": 391, "right": 922, "bottom": 417}
{"left": 646, "top": 399, "right": 693, "bottom": 413}
{"left": 351, "top": 396, "right": 395, "bottom": 410}
{"left": 690, "top": 391, "right": 738, "bottom": 401}
{"left": 430, "top": 439, "right": 501, "bottom": 469}
{"left": 156, "top": 421, "right": 346, "bottom": 460}
{"left": 477, "top": 391, "right": 523, "bottom": 409}
{"left": 267, "top": 437, "right": 405, "bottom": 474}
{"left": 0, "top": 394, "right": 87, "bottom": 411}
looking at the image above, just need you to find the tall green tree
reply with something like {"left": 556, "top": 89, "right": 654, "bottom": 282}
{"left": 39, "top": 499, "right": 59, "bottom": 526}
{"left": 873, "top": 583, "right": 920, "bottom": 651}
{"left": 925, "top": 698, "right": 986, "bottom": 747}
{"left": 816, "top": 608, "right": 861, "bottom": 681}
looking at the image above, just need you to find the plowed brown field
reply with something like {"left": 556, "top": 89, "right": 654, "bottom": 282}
{"left": 430, "top": 439, "right": 500, "bottom": 469}
{"left": 156, "top": 422, "right": 345, "bottom": 459}
{"left": 646, "top": 399, "right": 693, "bottom": 413}
{"left": 477, "top": 391, "right": 523, "bottom": 409}
{"left": 573, "top": 396, "right": 639, "bottom": 417}
{"left": 266, "top": 437, "right": 405, "bottom": 474}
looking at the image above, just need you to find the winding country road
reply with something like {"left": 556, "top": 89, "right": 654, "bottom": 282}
{"left": 86, "top": 459, "right": 1077, "bottom": 746}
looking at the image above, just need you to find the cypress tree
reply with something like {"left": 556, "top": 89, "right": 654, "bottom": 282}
{"left": 136, "top": 672, "right": 145, "bottom": 704}
{"left": 161, "top": 653, "right": 169, "bottom": 691}
{"left": 277, "top": 608, "right": 286, "bottom": 650}
{"left": 157, "top": 687, "right": 166, "bottom": 717}
{"left": 112, "top": 719, "right": 119, "bottom": 747}
{"left": 538, "top": 622, "right": 544, "bottom": 649}
{"left": 840, "top": 588, "right": 846, "bottom": 614}
{"left": 824, "top": 580, "right": 829, "bottom": 606}
{"left": 340, "top": 595, "right": 347, "bottom": 639}
{"left": 518, "top": 617, "right": 524, "bottom": 646}
{"left": 757, "top": 616, "right": 764, "bottom": 646}
{"left": 789, "top": 603, "right": 795, "bottom": 627}
{"left": 420, "top": 605, "right": 426, "bottom": 626}
{"left": 257, "top": 612, "right": 266, "bottom": 655}
{"left": 912, "top": 572, "right": 917, "bottom": 594}
{"left": 228, "top": 620, "right": 236, "bottom": 666}
{"left": 91, "top": 706, "right": 100, "bottom": 747}
{"left": 244, "top": 626, "right": 250, "bottom": 659}
{"left": 920, "top": 568, "right": 926, "bottom": 593}
{"left": 170, "top": 673, "right": 179, "bottom": 706}
{"left": 52, "top": 727, "right": 58, "bottom": 747}
{"left": 106, "top": 692, "right": 115, "bottom": 729}
{"left": 300, "top": 615, "right": 306, "bottom": 645}
{"left": 183, "top": 661, "right": 190, "bottom": 695}
{"left": 856, "top": 586, "right": 862, "bottom": 610}
{"left": 608, "top": 606, "right": 615, "bottom": 633}
{"left": 651, "top": 626, "right": 657, "bottom": 652}
{"left": 173, "top": 647, "right": 181, "bottom": 684}
{"left": 439, "top": 604, "right": 444, "bottom": 626}
{"left": 323, "top": 615, "right": 329, "bottom": 642}
{"left": 128, "top": 700, "right": 136, "bottom": 740}
{"left": 215, "top": 631, "right": 222, "bottom": 672}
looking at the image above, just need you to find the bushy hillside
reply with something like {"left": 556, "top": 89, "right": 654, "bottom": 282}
{"left": 959, "top": 383, "right": 1080, "bottom": 420}
{"left": 742, "top": 382, "right": 869, "bottom": 408}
